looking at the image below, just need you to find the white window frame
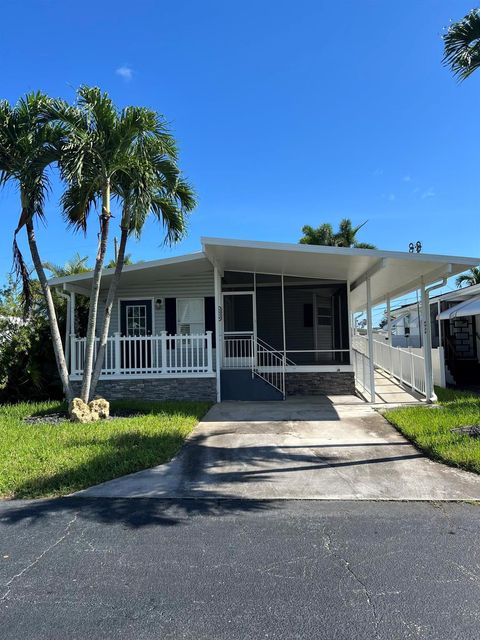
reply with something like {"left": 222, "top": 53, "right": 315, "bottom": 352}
{"left": 176, "top": 297, "right": 205, "bottom": 335}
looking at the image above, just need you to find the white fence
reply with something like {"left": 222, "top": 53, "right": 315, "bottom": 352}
{"left": 372, "top": 338, "right": 426, "bottom": 396}
{"left": 71, "top": 331, "right": 214, "bottom": 377}
{"left": 351, "top": 342, "right": 372, "bottom": 399}
{"left": 352, "top": 335, "right": 427, "bottom": 398}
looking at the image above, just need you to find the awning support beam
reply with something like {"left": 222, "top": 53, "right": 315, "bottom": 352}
{"left": 63, "top": 283, "right": 92, "bottom": 297}
{"left": 350, "top": 259, "right": 387, "bottom": 292}
{"left": 364, "top": 263, "right": 454, "bottom": 310}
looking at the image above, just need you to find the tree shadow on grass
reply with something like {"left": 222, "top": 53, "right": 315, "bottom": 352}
{"left": 9, "top": 431, "right": 194, "bottom": 499}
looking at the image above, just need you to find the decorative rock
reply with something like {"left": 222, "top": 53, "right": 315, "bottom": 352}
{"left": 68, "top": 397, "right": 110, "bottom": 423}
{"left": 69, "top": 398, "right": 94, "bottom": 423}
{"left": 89, "top": 397, "right": 110, "bottom": 420}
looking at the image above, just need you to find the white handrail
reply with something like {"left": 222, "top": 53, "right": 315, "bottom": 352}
{"left": 252, "top": 338, "right": 286, "bottom": 398}
{"left": 352, "top": 335, "right": 426, "bottom": 397}
{"left": 256, "top": 337, "right": 296, "bottom": 366}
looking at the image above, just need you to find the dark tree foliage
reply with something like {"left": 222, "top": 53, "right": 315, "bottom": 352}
{"left": 0, "top": 277, "right": 65, "bottom": 402}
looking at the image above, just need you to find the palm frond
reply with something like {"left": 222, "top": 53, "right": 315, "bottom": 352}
{"left": 61, "top": 180, "right": 99, "bottom": 232}
{"left": 455, "top": 267, "right": 480, "bottom": 288}
{"left": 12, "top": 230, "right": 31, "bottom": 317}
{"left": 354, "top": 242, "right": 376, "bottom": 249}
{"left": 443, "top": 9, "right": 480, "bottom": 80}
{"left": 150, "top": 195, "right": 187, "bottom": 245}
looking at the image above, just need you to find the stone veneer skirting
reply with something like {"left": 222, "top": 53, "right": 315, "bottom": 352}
{"left": 72, "top": 372, "right": 354, "bottom": 402}
{"left": 285, "top": 372, "right": 355, "bottom": 396}
{"left": 71, "top": 377, "right": 217, "bottom": 402}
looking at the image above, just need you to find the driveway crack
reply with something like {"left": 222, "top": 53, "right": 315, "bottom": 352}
{"left": 1, "top": 513, "right": 78, "bottom": 603}
{"left": 322, "top": 527, "right": 380, "bottom": 638}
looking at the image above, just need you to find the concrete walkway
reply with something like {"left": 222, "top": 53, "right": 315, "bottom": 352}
{"left": 79, "top": 396, "right": 480, "bottom": 501}
{"left": 370, "top": 369, "right": 424, "bottom": 404}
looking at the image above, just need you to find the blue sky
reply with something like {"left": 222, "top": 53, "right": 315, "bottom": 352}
{"left": 1, "top": 0, "right": 479, "bottom": 319}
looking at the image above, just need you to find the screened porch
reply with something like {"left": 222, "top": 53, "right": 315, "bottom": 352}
{"left": 220, "top": 270, "right": 350, "bottom": 370}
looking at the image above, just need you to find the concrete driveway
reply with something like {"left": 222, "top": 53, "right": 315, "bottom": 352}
{"left": 80, "top": 396, "right": 480, "bottom": 500}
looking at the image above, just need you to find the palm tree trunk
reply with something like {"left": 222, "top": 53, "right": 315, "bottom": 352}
{"left": 25, "top": 220, "right": 73, "bottom": 401}
{"left": 80, "top": 180, "right": 111, "bottom": 403}
{"left": 89, "top": 224, "right": 129, "bottom": 399}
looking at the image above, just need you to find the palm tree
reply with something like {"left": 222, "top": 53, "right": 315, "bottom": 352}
{"left": 43, "top": 252, "right": 91, "bottom": 277}
{"left": 443, "top": 10, "right": 480, "bottom": 80}
{"left": 49, "top": 86, "right": 180, "bottom": 402}
{"left": 335, "top": 219, "right": 376, "bottom": 249}
{"left": 299, "top": 223, "right": 335, "bottom": 246}
{"left": 0, "top": 93, "right": 73, "bottom": 400}
{"left": 299, "top": 218, "right": 376, "bottom": 248}
{"left": 456, "top": 267, "right": 480, "bottom": 288}
{"left": 105, "top": 254, "right": 133, "bottom": 269}
{"left": 89, "top": 145, "right": 196, "bottom": 397}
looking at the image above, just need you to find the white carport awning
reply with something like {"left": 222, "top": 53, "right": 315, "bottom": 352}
{"left": 438, "top": 296, "right": 480, "bottom": 320}
{"left": 202, "top": 237, "right": 479, "bottom": 311}
{"left": 48, "top": 237, "right": 479, "bottom": 312}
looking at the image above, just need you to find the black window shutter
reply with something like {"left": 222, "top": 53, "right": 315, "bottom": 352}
{"left": 165, "top": 298, "right": 177, "bottom": 335}
{"left": 120, "top": 301, "right": 127, "bottom": 336}
{"left": 204, "top": 297, "right": 216, "bottom": 347}
{"left": 304, "top": 303, "right": 313, "bottom": 327}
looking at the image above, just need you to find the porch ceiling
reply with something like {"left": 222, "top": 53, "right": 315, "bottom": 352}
{"left": 49, "top": 253, "right": 212, "bottom": 294}
{"left": 201, "top": 237, "right": 479, "bottom": 311}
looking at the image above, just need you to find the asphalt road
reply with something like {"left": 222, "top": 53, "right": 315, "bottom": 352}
{"left": 1, "top": 498, "right": 480, "bottom": 639}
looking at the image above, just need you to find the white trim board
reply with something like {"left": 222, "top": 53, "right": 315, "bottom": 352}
{"left": 70, "top": 372, "right": 216, "bottom": 381}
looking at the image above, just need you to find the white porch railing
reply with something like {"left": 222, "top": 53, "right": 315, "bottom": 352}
{"left": 222, "top": 333, "right": 254, "bottom": 369}
{"left": 351, "top": 337, "right": 372, "bottom": 399}
{"left": 70, "top": 331, "right": 214, "bottom": 377}
{"left": 352, "top": 335, "right": 426, "bottom": 397}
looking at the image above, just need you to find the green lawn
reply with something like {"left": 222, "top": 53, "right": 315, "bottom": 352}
{"left": 0, "top": 399, "right": 211, "bottom": 499}
{"left": 384, "top": 387, "right": 480, "bottom": 474}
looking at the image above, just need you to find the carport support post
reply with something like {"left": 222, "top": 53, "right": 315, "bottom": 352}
{"left": 420, "top": 279, "right": 437, "bottom": 404}
{"left": 366, "top": 277, "right": 376, "bottom": 403}
{"left": 214, "top": 265, "right": 222, "bottom": 403}
{"left": 386, "top": 296, "right": 393, "bottom": 376}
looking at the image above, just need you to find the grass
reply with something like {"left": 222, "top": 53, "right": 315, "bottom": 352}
{"left": 384, "top": 387, "right": 480, "bottom": 474}
{"left": 0, "top": 399, "right": 211, "bottom": 499}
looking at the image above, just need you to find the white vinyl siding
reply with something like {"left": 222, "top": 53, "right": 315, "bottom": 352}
{"left": 95, "top": 271, "right": 214, "bottom": 337}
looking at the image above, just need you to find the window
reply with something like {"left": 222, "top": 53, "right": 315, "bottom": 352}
{"left": 176, "top": 298, "right": 204, "bottom": 335}
{"left": 126, "top": 304, "right": 148, "bottom": 336}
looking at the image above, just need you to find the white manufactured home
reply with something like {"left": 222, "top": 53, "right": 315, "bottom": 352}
{"left": 49, "top": 237, "right": 479, "bottom": 403}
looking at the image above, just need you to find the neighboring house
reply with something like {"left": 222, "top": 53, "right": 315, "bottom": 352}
{"left": 49, "top": 237, "right": 478, "bottom": 403}
{"left": 390, "top": 284, "right": 480, "bottom": 387}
